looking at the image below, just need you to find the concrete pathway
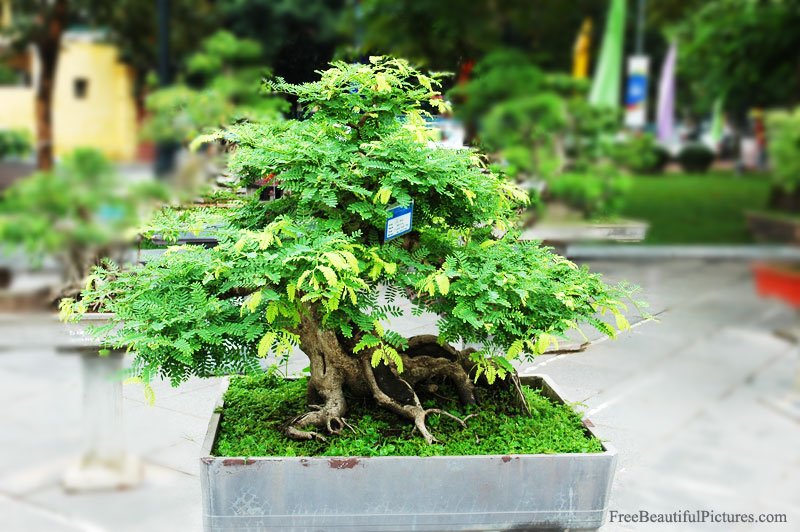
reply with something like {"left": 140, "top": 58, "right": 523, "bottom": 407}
{"left": 0, "top": 259, "right": 798, "bottom": 531}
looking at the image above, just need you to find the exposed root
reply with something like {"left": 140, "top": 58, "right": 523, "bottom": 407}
{"left": 401, "top": 344, "right": 477, "bottom": 406}
{"left": 289, "top": 309, "right": 485, "bottom": 446}
{"left": 361, "top": 354, "right": 477, "bottom": 445}
{"left": 340, "top": 417, "right": 359, "bottom": 434}
{"left": 284, "top": 425, "right": 327, "bottom": 442}
{"left": 510, "top": 372, "right": 532, "bottom": 418}
{"left": 423, "top": 409, "right": 476, "bottom": 429}
{"left": 283, "top": 406, "right": 346, "bottom": 442}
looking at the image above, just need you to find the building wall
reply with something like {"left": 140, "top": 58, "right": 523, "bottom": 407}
{"left": 0, "top": 35, "right": 138, "bottom": 162}
{"left": 0, "top": 86, "right": 35, "bottom": 135}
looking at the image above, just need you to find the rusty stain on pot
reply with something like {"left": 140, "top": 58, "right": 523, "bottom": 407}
{"left": 222, "top": 458, "right": 253, "bottom": 466}
{"left": 501, "top": 455, "right": 511, "bottom": 463}
{"left": 300, "top": 459, "right": 309, "bottom": 467}
{"left": 582, "top": 418, "right": 595, "bottom": 428}
{"left": 329, "top": 457, "right": 359, "bottom": 469}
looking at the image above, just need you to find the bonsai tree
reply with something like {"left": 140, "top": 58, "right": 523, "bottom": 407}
{"left": 0, "top": 148, "right": 166, "bottom": 301}
{"left": 66, "top": 58, "right": 639, "bottom": 443}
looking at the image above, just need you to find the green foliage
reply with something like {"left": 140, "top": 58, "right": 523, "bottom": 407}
{"left": 766, "top": 108, "right": 800, "bottom": 194}
{"left": 142, "top": 31, "right": 287, "bottom": 144}
{"left": 0, "top": 64, "right": 19, "bottom": 84}
{"left": 73, "top": 58, "right": 636, "bottom": 395}
{"left": 674, "top": 0, "right": 800, "bottom": 117}
{"left": 610, "top": 133, "right": 670, "bottom": 175}
{"left": 354, "top": 0, "right": 609, "bottom": 72}
{"left": 448, "top": 48, "right": 621, "bottom": 204}
{"left": 548, "top": 167, "right": 632, "bottom": 220}
{"left": 677, "top": 143, "right": 714, "bottom": 174}
{"left": 214, "top": 373, "right": 603, "bottom": 457}
{"left": 0, "top": 129, "right": 32, "bottom": 160}
{"left": 0, "top": 148, "right": 166, "bottom": 275}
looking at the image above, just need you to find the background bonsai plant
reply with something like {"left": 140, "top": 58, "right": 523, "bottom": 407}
{"left": 66, "top": 58, "right": 641, "bottom": 444}
{"left": 142, "top": 30, "right": 287, "bottom": 147}
{"left": 0, "top": 148, "right": 166, "bottom": 303}
{"left": 0, "top": 128, "right": 32, "bottom": 161}
{"left": 448, "top": 49, "right": 630, "bottom": 224}
{"left": 765, "top": 107, "right": 800, "bottom": 211}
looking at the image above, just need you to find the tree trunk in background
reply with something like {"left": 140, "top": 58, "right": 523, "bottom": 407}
{"left": 34, "top": 0, "right": 68, "bottom": 171}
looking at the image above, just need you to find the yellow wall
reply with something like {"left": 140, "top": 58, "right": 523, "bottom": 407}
{"left": 0, "top": 36, "right": 138, "bottom": 162}
{"left": 0, "top": 86, "right": 35, "bottom": 137}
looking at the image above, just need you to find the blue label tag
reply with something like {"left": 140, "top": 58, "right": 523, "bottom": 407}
{"left": 384, "top": 201, "right": 413, "bottom": 241}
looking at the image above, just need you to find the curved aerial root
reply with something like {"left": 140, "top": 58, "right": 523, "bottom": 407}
{"left": 361, "top": 354, "right": 476, "bottom": 445}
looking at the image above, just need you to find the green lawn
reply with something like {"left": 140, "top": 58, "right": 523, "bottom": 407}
{"left": 619, "top": 172, "right": 772, "bottom": 244}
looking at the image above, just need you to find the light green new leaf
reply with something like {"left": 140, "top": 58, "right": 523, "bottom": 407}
{"left": 435, "top": 273, "right": 450, "bottom": 295}
{"left": 258, "top": 332, "right": 276, "bottom": 358}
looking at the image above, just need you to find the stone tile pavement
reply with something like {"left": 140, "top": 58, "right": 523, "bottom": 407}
{"left": 0, "top": 259, "right": 798, "bottom": 531}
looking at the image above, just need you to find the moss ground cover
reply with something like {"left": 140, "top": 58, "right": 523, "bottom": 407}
{"left": 213, "top": 373, "right": 603, "bottom": 458}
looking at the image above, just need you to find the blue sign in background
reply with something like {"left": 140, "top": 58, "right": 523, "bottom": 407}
{"left": 625, "top": 73, "right": 648, "bottom": 106}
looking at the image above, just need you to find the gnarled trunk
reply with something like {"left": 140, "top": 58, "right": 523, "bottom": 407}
{"left": 283, "top": 309, "right": 481, "bottom": 444}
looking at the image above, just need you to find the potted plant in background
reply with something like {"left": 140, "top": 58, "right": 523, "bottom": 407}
{"left": 747, "top": 107, "right": 800, "bottom": 243}
{"left": 0, "top": 128, "right": 32, "bottom": 163}
{"left": 448, "top": 49, "right": 647, "bottom": 248}
{"left": 0, "top": 127, "right": 33, "bottom": 287}
{"left": 676, "top": 142, "right": 715, "bottom": 173}
{"left": 0, "top": 147, "right": 166, "bottom": 307}
{"left": 0, "top": 148, "right": 166, "bottom": 490}
{"left": 609, "top": 132, "right": 671, "bottom": 175}
{"left": 142, "top": 30, "right": 287, "bottom": 206}
{"left": 70, "top": 57, "right": 645, "bottom": 530}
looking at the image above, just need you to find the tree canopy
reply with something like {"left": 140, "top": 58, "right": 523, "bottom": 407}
{"left": 66, "top": 58, "right": 638, "bottom": 444}
{"left": 674, "top": 0, "right": 800, "bottom": 118}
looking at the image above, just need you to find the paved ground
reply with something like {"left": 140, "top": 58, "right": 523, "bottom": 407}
{"left": 0, "top": 259, "right": 798, "bottom": 531}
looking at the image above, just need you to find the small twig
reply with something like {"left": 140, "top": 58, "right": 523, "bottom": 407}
{"left": 510, "top": 373, "right": 532, "bottom": 418}
{"left": 340, "top": 417, "right": 360, "bottom": 434}
{"left": 425, "top": 408, "right": 470, "bottom": 429}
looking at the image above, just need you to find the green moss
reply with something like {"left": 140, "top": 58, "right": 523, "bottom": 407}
{"left": 213, "top": 373, "right": 603, "bottom": 458}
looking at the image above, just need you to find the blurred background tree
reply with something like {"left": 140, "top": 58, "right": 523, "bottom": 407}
{"left": 142, "top": 31, "right": 287, "bottom": 145}
{"left": 673, "top": 0, "right": 800, "bottom": 122}
{"left": 218, "top": 0, "right": 348, "bottom": 86}
{"left": 353, "top": 0, "right": 609, "bottom": 72}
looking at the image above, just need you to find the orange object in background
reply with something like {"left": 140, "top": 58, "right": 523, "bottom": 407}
{"left": 752, "top": 263, "right": 800, "bottom": 307}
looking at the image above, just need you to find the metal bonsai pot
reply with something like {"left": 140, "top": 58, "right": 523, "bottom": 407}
{"left": 200, "top": 374, "right": 616, "bottom": 532}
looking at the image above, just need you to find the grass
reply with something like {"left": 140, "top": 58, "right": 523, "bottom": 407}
{"left": 213, "top": 373, "right": 603, "bottom": 458}
{"left": 619, "top": 171, "right": 772, "bottom": 244}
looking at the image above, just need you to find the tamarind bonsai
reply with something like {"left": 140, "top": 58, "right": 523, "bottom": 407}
{"left": 63, "top": 58, "right": 639, "bottom": 444}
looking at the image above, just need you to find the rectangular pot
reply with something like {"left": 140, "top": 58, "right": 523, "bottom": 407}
{"left": 200, "top": 374, "right": 616, "bottom": 532}
{"left": 746, "top": 211, "right": 800, "bottom": 244}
